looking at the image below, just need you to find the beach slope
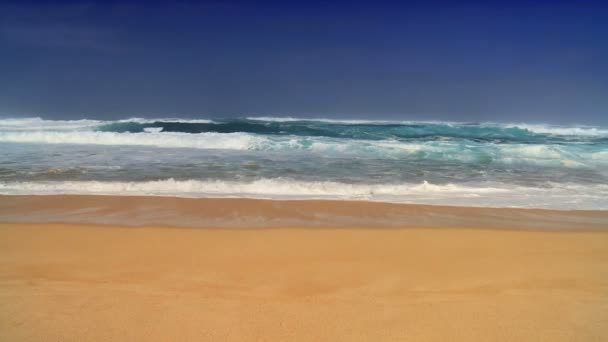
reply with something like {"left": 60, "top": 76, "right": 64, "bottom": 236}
{"left": 1, "top": 221, "right": 607, "bottom": 341}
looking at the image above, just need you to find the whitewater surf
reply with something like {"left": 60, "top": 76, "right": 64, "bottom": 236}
{"left": 1, "top": 116, "right": 607, "bottom": 209}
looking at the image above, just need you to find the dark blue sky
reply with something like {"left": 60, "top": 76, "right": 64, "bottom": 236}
{"left": 1, "top": 1, "right": 607, "bottom": 124}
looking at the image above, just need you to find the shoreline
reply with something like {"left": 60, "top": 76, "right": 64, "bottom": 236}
{"left": 1, "top": 194, "right": 607, "bottom": 230}
{"left": 2, "top": 195, "right": 607, "bottom": 340}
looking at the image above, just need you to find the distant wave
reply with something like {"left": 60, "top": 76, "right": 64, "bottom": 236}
{"left": 0, "top": 131, "right": 263, "bottom": 150}
{"left": 504, "top": 123, "right": 608, "bottom": 137}
{"left": 1, "top": 117, "right": 607, "bottom": 168}
{"left": 2, "top": 118, "right": 607, "bottom": 170}
{"left": 2, "top": 117, "right": 607, "bottom": 138}
{"left": 90, "top": 121, "right": 608, "bottom": 143}
{"left": 0, "top": 117, "right": 103, "bottom": 131}
{"left": 1, "top": 178, "right": 607, "bottom": 209}
{"left": 121, "top": 117, "right": 215, "bottom": 124}
{"left": 0, "top": 117, "right": 214, "bottom": 131}
{"left": 246, "top": 117, "right": 608, "bottom": 136}
{"left": 1, "top": 130, "right": 606, "bottom": 168}
{"left": 245, "top": 116, "right": 420, "bottom": 124}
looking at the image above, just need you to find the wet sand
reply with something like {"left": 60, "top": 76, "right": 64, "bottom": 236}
{"left": 1, "top": 195, "right": 607, "bottom": 230}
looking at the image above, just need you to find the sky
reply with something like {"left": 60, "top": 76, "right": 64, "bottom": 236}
{"left": 1, "top": 1, "right": 607, "bottom": 124}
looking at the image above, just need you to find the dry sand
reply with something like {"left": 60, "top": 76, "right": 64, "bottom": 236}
{"left": 1, "top": 197, "right": 607, "bottom": 341}
{"left": 2, "top": 195, "right": 607, "bottom": 230}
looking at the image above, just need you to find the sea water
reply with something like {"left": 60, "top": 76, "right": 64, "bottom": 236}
{"left": 1, "top": 116, "right": 607, "bottom": 209}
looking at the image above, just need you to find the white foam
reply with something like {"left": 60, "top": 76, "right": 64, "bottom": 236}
{"left": 118, "top": 117, "right": 214, "bottom": 124}
{"left": 0, "top": 179, "right": 503, "bottom": 196}
{"left": 0, "top": 117, "right": 214, "bottom": 132}
{"left": 0, "top": 131, "right": 265, "bottom": 150}
{"left": 501, "top": 123, "right": 608, "bottom": 136}
{"left": 499, "top": 144, "right": 564, "bottom": 159}
{"left": 0, "top": 117, "right": 103, "bottom": 131}
{"left": 245, "top": 116, "right": 440, "bottom": 125}
{"left": 1, "top": 179, "right": 606, "bottom": 209}
{"left": 245, "top": 116, "right": 297, "bottom": 122}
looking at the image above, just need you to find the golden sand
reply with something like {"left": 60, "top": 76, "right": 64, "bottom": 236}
{"left": 1, "top": 219, "right": 608, "bottom": 341}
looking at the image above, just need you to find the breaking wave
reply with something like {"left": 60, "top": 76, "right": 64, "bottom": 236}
{"left": 1, "top": 117, "right": 607, "bottom": 209}
{"left": 0, "top": 117, "right": 214, "bottom": 131}
{"left": 0, "top": 130, "right": 263, "bottom": 150}
{"left": 2, "top": 117, "right": 607, "bottom": 139}
{"left": 1, "top": 129, "right": 606, "bottom": 168}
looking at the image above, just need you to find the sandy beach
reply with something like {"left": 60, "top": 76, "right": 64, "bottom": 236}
{"left": 3, "top": 0, "right": 608, "bottom": 340}
{"left": 1, "top": 197, "right": 607, "bottom": 341}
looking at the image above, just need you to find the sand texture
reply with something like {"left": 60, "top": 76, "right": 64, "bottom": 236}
{"left": 1, "top": 221, "right": 608, "bottom": 341}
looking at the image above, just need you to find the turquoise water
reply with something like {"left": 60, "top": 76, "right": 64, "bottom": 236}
{"left": 1, "top": 117, "right": 607, "bottom": 209}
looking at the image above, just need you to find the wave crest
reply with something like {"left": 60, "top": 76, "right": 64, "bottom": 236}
{"left": 0, "top": 131, "right": 264, "bottom": 150}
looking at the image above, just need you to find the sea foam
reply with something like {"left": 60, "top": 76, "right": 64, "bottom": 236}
{"left": 0, "top": 131, "right": 264, "bottom": 150}
{"left": 1, "top": 179, "right": 607, "bottom": 209}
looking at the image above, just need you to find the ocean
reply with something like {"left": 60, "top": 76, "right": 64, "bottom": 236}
{"left": 1, "top": 116, "right": 607, "bottom": 209}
